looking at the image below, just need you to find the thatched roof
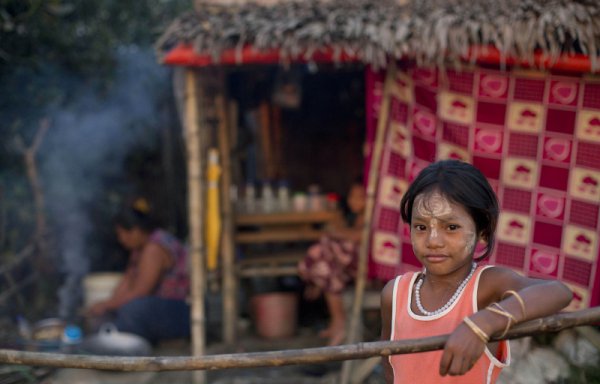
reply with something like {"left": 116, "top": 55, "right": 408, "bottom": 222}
{"left": 156, "top": 0, "right": 600, "bottom": 70}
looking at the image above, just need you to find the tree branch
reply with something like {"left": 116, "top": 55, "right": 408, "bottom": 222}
{"left": 15, "top": 119, "right": 50, "bottom": 257}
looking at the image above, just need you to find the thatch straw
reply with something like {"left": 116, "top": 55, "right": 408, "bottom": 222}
{"left": 156, "top": 0, "right": 600, "bottom": 70}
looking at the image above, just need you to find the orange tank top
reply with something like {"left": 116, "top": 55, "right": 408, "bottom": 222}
{"left": 389, "top": 265, "right": 510, "bottom": 384}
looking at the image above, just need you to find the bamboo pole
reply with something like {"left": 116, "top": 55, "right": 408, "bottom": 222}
{"left": 184, "top": 68, "right": 207, "bottom": 384}
{"left": 216, "top": 90, "right": 237, "bottom": 344}
{"left": 0, "top": 307, "right": 598, "bottom": 371}
{"left": 341, "top": 63, "right": 397, "bottom": 383}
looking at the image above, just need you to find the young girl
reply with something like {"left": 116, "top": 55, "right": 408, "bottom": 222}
{"left": 380, "top": 160, "right": 572, "bottom": 383}
{"left": 298, "top": 178, "right": 366, "bottom": 346}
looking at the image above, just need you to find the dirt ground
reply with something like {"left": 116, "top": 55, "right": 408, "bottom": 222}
{"left": 40, "top": 327, "right": 385, "bottom": 384}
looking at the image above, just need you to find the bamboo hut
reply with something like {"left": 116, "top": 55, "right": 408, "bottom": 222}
{"left": 156, "top": 0, "right": 600, "bottom": 381}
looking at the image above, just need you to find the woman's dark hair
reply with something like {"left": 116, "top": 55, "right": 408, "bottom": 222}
{"left": 114, "top": 202, "right": 156, "bottom": 232}
{"left": 340, "top": 174, "right": 365, "bottom": 227}
{"left": 399, "top": 160, "right": 499, "bottom": 261}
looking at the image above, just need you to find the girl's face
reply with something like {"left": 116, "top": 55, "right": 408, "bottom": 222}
{"left": 115, "top": 225, "right": 146, "bottom": 251}
{"left": 347, "top": 184, "right": 366, "bottom": 214}
{"left": 410, "top": 191, "right": 479, "bottom": 277}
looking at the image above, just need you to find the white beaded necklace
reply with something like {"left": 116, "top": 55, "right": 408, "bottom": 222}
{"left": 414, "top": 262, "right": 477, "bottom": 316}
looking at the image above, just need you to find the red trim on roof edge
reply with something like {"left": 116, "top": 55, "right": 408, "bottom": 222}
{"left": 468, "top": 46, "right": 595, "bottom": 73}
{"left": 163, "top": 44, "right": 596, "bottom": 73}
{"left": 163, "top": 44, "right": 359, "bottom": 66}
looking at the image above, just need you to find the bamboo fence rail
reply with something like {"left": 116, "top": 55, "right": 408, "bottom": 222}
{"left": 1, "top": 307, "right": 598, "bottom": 372}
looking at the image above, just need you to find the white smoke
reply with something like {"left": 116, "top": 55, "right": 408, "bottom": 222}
{"left": 39, "top": 46, "right": 171, "bottom": 319}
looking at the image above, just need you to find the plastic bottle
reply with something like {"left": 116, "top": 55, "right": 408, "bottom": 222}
{"left": 245, "top": 182, "right": 256, "bottom": 212}
{"left": 277, "top": 180, "right": 290, "bottom": 212}
{"left": 307, "top": 184, "right": 323, "bottom": 211}
{"left": 326, "top": 193, "right": 340, "bottom": 211}
{"left": 293, "top": 192, "right": 308, "bottom": 211}
{"left": 262, "top": 181, "right": 275, "bottom": 212}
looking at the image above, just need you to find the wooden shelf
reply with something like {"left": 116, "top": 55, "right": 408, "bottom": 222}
{"left": 235, "top": 210, "right": 337, "bottom": 226}
{"left": 235, "top": 229, "right": 324, "bottom": 244}
{"left": 238, "top": 251, "right": 305, "bottom": 266}
{"left": 238, "top": 266, "right": 299, "bottom": 278}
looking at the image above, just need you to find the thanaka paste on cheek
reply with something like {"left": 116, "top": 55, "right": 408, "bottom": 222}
{"left": 464, "top": 231, "right": 477, "bottom": 255}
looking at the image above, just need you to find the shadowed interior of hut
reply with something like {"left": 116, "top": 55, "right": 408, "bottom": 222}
{"left": 223, "top": 63, "right": 372, "bottom": 344}
{"left": 227, "top": 64, "right": 365, "bottom": 194}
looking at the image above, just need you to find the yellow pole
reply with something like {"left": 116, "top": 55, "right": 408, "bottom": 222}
{"left": 206, "top": 148, "right": 222, "bottom": 271}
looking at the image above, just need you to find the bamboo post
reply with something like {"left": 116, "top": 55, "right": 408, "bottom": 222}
{"left": 0, "top": 307, "right": 598, "bottom": 371}
{"left": 216, "top": 89, "right": 237, "bottom": 344}
{"left": 341, "top": 63, "right": 397, "bottom": 383}
{"left": 184, "top": 68, "right": 207, "bottom": 384}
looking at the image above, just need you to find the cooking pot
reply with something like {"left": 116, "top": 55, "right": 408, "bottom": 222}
{"left": 32, "top": 318, "right": 66, "bottom": 341}
{"left": 80, "top": 323, "right": 152, "bottom": 356}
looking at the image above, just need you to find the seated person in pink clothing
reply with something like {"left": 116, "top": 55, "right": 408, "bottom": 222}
{"left": 298, "top": 177, "right": 366, "bottom": 346}
{"left": 380, "top": 160, "right": 572, "bottom": 383}
{"left": 86, "top": 200, "right": 190, "bottom": 344}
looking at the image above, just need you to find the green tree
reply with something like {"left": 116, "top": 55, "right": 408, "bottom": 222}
{"left": 0, "top": 0, "right": 190, "bottom": 317}
{"left": 0, "top": 0, "right": 188, "bottom": 246}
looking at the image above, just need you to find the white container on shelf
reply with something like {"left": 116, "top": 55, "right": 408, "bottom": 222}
{"left": 262, "top": 182, "right": 275, "bottom": 212}
{"left": 277, "top": 181, "right": 290, "bottom": 212}
{"left": 292, "top": 192, "right": 308, "bottom": 211}
{"left": 244, "top": 183, "right": 256, "bottom": 212}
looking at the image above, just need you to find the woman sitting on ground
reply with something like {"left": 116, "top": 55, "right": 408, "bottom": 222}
{"left": 86, "top": 199, "right": 190, "bottom": 344}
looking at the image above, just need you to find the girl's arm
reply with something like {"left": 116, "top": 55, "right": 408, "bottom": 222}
{"left": 380, "top": 279, "right": 395, "bottom": 383}
{"left": 476, "top": 266, "right": 573, "bottom": 327}
{"left": 439, "top": 266, "right": 572, "bottom": 376}
{"left": 87, "top": 243, "right": 169, "bottom": 315}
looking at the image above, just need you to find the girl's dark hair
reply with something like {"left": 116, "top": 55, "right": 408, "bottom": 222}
{"left": 114, "top": 202, "right": 155, "bottom": 232}
{"left": 400, "top": 160, "right": 499, "bottom": 261}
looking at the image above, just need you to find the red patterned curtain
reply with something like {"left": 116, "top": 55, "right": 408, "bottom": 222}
{"left": 366, "top": 63, "right": 600, "bottom": 310}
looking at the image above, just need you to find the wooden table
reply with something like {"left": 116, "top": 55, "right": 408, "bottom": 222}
{"left": 222, "top": 208, "right": 337, "bottom": 341}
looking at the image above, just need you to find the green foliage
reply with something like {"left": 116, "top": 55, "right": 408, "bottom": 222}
{"left": 0, "top": 0, "right": 189, "bottom": 252}
{"left": 0, "top": 0, "right": 189, "bottom": 74}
